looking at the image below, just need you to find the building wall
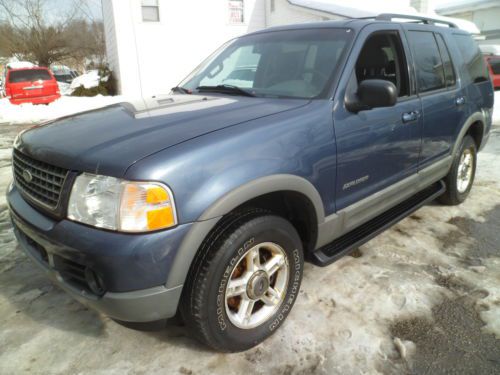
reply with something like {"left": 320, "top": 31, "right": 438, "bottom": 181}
{"left": 266, "top": 0, "right": 342, "bottom": 27}
{"left": 103, "top": 0, "right": 266, "bottom": 97}
{"left": 437, "top": 2, "right": 500, "bottom": 45}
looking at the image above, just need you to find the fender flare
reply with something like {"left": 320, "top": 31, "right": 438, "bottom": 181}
{"left": 165, "top": 174, "right": 325, "bottom": 288}
{"left": 451, "top": 111, "right": 485, "bottom": 156}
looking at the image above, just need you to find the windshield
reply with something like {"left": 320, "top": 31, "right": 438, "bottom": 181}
{"left": 179, "top": 28, "right": 352, "bottom": 99}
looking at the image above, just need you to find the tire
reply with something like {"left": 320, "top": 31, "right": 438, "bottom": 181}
{"left": 180, "top": 210, "right": 304, "bottom": 352}
{"left": 439, "top": 135, "right": 477, "bottom": 205}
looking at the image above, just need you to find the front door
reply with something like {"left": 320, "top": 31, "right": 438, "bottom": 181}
{"left": 333, "top": 26, "right": 422, "bottom": 210}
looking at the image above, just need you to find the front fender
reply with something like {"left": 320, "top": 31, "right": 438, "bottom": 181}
{"left": 164, "top": 173, "right": 324, "bottom": 288}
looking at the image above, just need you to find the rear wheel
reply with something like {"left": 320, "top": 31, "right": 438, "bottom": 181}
{"left": 180, "top": 211, "right": 304, "bottom": 352}
{"left": 439, "top": 135, "right": 477, "bottom": 205}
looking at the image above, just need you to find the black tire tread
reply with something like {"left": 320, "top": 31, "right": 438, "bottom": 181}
{"left": 439, "top": 135, "right": 477, "bottom": 206}
{"left": 180, "top": 208, "right": 271, "bottom": 350}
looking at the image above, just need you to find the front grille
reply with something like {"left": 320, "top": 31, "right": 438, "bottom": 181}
{"left": 12, "top": 149, "right": 68, "bottom": 210}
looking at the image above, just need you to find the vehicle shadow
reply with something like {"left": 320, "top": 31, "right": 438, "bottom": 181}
{"left": 0, "top": 236, "right": 205, "bottom": 350}
{"left": 0, "top": 244, "right": 105, "bottom": 337}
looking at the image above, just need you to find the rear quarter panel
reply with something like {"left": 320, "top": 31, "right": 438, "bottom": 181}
{"left": 444, "top": 32, "right": 494, "bottom": 147}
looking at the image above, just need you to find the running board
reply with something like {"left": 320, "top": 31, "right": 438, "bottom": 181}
{"left": 311, "top": 181, "right": 445, "bottom": 267}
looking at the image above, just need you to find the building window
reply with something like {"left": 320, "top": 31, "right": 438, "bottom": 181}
{"left": 142, "top": 0, "right": 159, "bottom": 22}
{"left": 271, "top": 0, "right": 275, "bottom": 12}
{"left": 229, "top": 0, "right": 244, "bottom": 24}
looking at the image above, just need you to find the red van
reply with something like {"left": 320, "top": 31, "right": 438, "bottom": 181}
{"left": 485, "top": 55, "right": 500, "bottom": 89}
{"left": 5, "top": 67, "right": 60, "bottom": 105}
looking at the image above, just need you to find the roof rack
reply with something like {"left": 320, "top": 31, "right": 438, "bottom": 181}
{"left": 367, "top": 13, "right": 458, "bottom": 28}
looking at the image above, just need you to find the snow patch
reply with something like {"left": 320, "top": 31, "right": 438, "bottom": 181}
{"left": 70, "top": 70, "right": 100, "bottom": 90}
{"left": 0, "top": 95, "right": 124, "bottom": 125}
{"left": 6, "top": 61, "right": 36, "bottom": 70}
{"left": 493, "top": 91, "right": 500, "bottom": 124}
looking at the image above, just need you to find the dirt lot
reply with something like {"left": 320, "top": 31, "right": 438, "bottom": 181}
{"left": 0, "top": 123, "right": 499, "bottom": 375}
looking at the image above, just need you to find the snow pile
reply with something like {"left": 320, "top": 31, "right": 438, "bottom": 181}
{"left": 57, "top": 81, "right": 73, "bottom": 96}
{"left": 0, "top": 95, "right": 124, "bottom": 125}
{"left": 6, "top": 61, "right": 36, "bottom": 69}
{"left": 70, "top": 70, "right": 100, "bottom": 90}
{"left": 493, "top": 91, "right": 500, "bottom": 124}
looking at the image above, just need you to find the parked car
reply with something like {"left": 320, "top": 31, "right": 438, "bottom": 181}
{"left": 5, "top": 67, "right": 60, "bottom": 105}
{"left": 485, "top": 55, "right": 500, "bottom": 89}
{"left": 8, "top": 14, "right": 493, "bottom": 352}
{"left": 53, "top": 72, "right": 74, "bottom": 84}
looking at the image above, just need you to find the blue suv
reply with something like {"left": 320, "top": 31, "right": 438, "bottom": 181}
{"left": 7, "top": 15, "right": 494, "bottom": 351}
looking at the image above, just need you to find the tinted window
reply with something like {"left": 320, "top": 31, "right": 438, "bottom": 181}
{"left": 453, "top": 34, "right": 489, "bottom": 83}
{"left": 9, "top": 69, "right": 52, "bottom": 83}
{"left": 408, "top": 31, "right": 445, "bottom": 93}
{"left": 180, "top": 29, "right": 352, "bottom": 99}
{"left": 54, "top": 74, "right": 73, "bottom": 83}
{"left": 435, "top": 34, "right": 456, "bottom": 87}
{"left": 489, "top": 58, "right": 500, "bottom": 75}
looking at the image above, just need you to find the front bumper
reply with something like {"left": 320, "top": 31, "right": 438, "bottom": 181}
{"left": 7, "top": 185, "right": 192, "bottom": 322}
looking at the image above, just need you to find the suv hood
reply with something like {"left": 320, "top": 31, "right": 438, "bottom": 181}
{"left": 17, "top": 95, "right": 310, "bottom": 176}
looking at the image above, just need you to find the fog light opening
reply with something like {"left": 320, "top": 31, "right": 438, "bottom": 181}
{"left": 84, "top": 267, "right": 105, "bottom": 296}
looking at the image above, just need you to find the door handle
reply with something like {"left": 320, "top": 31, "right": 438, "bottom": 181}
{"left": 402, "top": 110, "right": 419, "bottom": 123}
{"left": 455, "top": 96, "right": 466, "bottom": 106}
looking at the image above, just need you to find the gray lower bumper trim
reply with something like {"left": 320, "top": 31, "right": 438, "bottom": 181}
{"left": 87, "top": 285, "right": 183, "bottom": 322}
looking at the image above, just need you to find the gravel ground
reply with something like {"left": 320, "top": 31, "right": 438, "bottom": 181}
{"left": 0, "top": 122, "right": 499, "bottom": 375}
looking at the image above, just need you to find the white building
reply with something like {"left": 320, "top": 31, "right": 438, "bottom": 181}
{"left": 436, "top": 0, "right": 500, "bottom": 46}
{"left": 102, "top": 0, "right": 477, "bottom": 97}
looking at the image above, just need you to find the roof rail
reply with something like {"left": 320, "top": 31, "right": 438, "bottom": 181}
{"left": 371, "top": 13, "right": 458, "bottom": 28}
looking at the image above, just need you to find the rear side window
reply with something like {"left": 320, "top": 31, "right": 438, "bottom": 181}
{"left": 435, "top": 34, "right": 456, "bottom": 87}
{"left": 489, "top": 58, "right": 500, "bottom": 75}
{"left": 8, "top": 69, "right": 52, "bottom": 83}
{"left": 408, "top": 31, "right": 445, "bottom": 93}
{"left": 452, "top": 34, "right": 489, "bottom": 83}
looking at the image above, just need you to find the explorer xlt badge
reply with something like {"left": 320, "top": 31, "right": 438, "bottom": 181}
{"left": 343, "top": 175, "right": 370, "bottom": 190}
{"left": 7, "top": 13, "right": 494, "bottom": 352}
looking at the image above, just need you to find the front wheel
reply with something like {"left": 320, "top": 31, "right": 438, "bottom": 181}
{"left": 439, "top": 135, "right": 477, "bottom": 205}
{"left": 180, "top": 211, "right": 304, "bottom": 352}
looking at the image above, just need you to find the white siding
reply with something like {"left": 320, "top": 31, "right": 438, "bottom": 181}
{"left": 101, "top": 0, "right": 120, "bottom": 90}
{"left": 266, "top": 0, "right": 337, "bottom": 27}
{"left": 104, "top": 0, "right": 266, "bottom": 97}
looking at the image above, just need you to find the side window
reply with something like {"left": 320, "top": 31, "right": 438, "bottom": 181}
{"left": 408, "top": 31, "right": 445, "bottom": 93}
{"left": 355, "top": 32, "right": 409, "bottom": 97}
{"left": 435, "top": 34, "right": 456, "bottom": 87}
{"left": 452, "top": 34, "right": 489, "bottom": 84}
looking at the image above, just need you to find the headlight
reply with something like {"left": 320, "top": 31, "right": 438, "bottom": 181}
{"left": 67, "top": 173, "right": 177, "bottom": 232}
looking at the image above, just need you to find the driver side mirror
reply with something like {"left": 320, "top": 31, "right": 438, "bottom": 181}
{"left": 345, "top": 79, "right": 397, "bottom": 113}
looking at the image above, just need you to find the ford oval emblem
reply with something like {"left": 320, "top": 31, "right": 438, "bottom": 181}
{"left": 22, "top": 169, "right": 33, "bottom": 183}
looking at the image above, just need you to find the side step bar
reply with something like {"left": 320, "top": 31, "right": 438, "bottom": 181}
{"left": 311, "top": 181, "right": 446, "bottom": 267}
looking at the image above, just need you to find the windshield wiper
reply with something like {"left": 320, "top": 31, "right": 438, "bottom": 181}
{"left": 196, "top": 84, "right": 256, "bottom": 97}
{"left": 171, "top": 86, "right": 192, "bottom": 94}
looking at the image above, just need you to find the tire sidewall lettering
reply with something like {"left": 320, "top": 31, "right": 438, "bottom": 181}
{"left": 216, "top": 237, "right": 255, "bottom": 331}
{"left": 268, "top": 248, "right": 301, "bottom": 332}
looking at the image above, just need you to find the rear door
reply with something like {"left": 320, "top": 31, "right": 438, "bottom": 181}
{"left": 403, "top": 28, "right": 467, "bottom": 168}
{"left": 8, "top": 69, "right": 56, "bottom": 100}
{"left": 333, "top": 24, "right": 423, "bottom": 210}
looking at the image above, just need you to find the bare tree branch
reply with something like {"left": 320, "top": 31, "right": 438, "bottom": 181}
{"left": 0, "top": 0, "right": 104, "bottom": 68}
